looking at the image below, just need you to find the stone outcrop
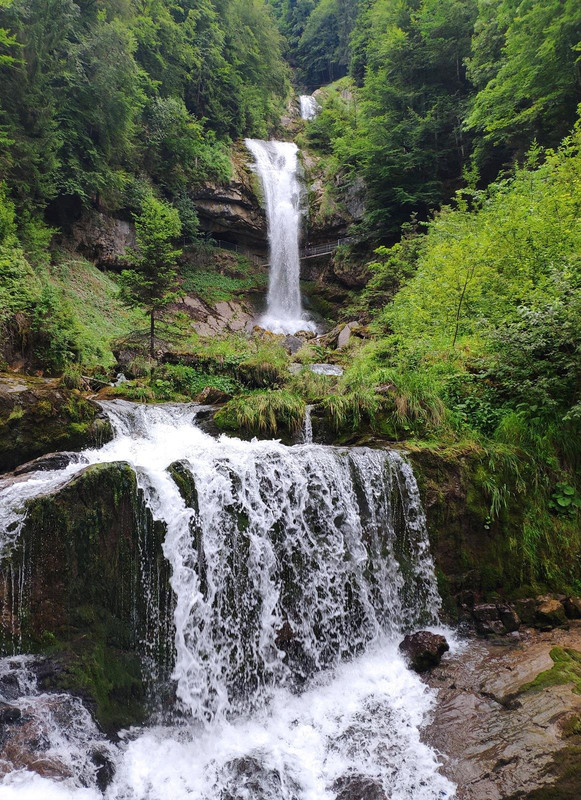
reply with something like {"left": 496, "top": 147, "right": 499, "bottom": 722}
{"left": 192, "top": 147, "right": 266, "bottom": 249}
{"left": 422, "top": 623, "right": 581, "bottom": 799}
{"left": 70, "top": 210, "right": 136, "bottom": 269}
{"left": 399, "top": 631, "right": 449, "bottom": 672}
{"left": 181, "top": 295, "right": 255, "bottom": 337}
{"left": 0, "top": 374, "right": 112, "bottom": 473}
{"left": 0, "top": 462, "right": 173, "bottom": 732}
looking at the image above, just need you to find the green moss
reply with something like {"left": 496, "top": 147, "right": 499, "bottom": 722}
{"left": 562, "top": 715, "right": 581, "bottom": 738}
{"left": 168, "top": 460, "right": 199, "bottom": 512}
{"left": 0, "top": 377, "right": 113, "bottom": 471}
{"left": 518, "top": 648, "right": 581, "bottom": 696}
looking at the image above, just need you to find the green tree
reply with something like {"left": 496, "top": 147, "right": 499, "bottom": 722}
{"left": 295, "top": 0, "right": 359, "bottom": 87}
{"left": 355, "top": 0, "right": 478, "bottom": 237}
{"left": 119, "top": 196, "right": 183, "bottom": 358}
{"left": 466, "top": 0, "right": 581, "bottom": 170}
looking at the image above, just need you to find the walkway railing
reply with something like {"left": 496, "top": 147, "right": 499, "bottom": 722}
{"left": 206, "top": 237, "right": 353, "bottom": 266}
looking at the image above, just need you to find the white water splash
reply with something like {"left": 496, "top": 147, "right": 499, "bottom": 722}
{"left": 0, "top": 656, "right": 114, "bottom": 794}
{"left": 245, "top": 139, "right": 315, "bottom": 335}
{"left": 299, "top": 95, "right": 320, "bottom": 121}
{"left": 0, "top": 400, "right": 452, "bottom": 799}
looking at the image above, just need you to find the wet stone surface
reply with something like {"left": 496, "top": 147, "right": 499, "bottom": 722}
{"left": 422, "top": 622, "right": 581, "bottom": 799}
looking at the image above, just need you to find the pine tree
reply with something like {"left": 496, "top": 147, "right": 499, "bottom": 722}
{"left": 119, "top": 196, "right": 182, "bottom": 358}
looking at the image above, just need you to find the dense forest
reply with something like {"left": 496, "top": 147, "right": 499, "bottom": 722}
{"left": 0, "top": 0, "right": 580, "bottom": 592}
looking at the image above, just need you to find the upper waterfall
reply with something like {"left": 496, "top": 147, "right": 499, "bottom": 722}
{"left": 299, "top": 95, "right": 320, "bottom": 120}
{"left": 245, "top": 139, "right": 315, "bottom": 334}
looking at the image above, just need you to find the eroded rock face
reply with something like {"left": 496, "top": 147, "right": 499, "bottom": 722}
{"left": 70, "top": 210, "right": 135, "bottom": 269}
{"left": 0, "top": 374, "right": 112, "bottom": 473}
{"left": 399, "top": 631, "right": 449, "bottom": 672}
{"left": 192, "top": 148, "right": 267, "bottom": 249}
{"left": 0, "top": 462, "right": 173, "bottom": 732}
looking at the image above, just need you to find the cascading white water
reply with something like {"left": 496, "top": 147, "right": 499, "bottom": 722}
{"left": 299, "top": 95, "right": 320, "bottom": 121}
{"left": 302, "top": 405, "right": 313, "bottom": 443}
{"left": 0, "top": 401, "right": 455, "bottom": 799}
{"left": 245, "top": 139, "right": 315, "bottom": 335}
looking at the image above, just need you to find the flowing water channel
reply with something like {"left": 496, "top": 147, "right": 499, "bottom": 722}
{"left": 0, "top": 402, "right": 456, "bottom": 799}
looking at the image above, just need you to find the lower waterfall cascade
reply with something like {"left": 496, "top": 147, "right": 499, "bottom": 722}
{"left": 0, "top": 401, "right": 456, "bottom": 799}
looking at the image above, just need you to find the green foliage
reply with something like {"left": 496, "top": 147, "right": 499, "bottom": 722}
{"left": 119, "top": 195, "right": 182, "bottom": 356}
{"left": 386, "top": 130, "right": 581, "bottom": 433}
{"left": 181, "top": 260, "right": 266, "bottom": 304}
{"left": 0, "top": 0, "right": 288, "bottom": 217}
{"left": 550, "top": 483, "right": 581, "bottom": 518}
{"left": 215, "top": 389, "right": 305, "bottom": 436}
{"left": 60, "top": 363, "right": 84, "bottom": 389}
{"left": 466, "top": 0, "right": 581, "bottom": 168}
{"left": 321, "top": 387, "right": 380, "bottom": 433}
{"left": 301, "top": 0, "right": 580, "bottom": 240}
{"left": 116, "top": 363, "right": 236, "bottom": 402}
{"left": 295, "top": 0, "right": 357, "bottom": 87}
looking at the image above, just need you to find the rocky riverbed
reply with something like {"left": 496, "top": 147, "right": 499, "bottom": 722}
{"left": 423, "top": 622, "right": 581, "bottom": 799}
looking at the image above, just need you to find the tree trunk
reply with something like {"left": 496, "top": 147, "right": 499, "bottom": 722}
{"left": 150, "top": 310, "right": 155, "bottom": 359}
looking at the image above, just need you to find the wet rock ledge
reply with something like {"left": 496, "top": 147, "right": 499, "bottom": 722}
{"left": 0, "top": 373, "right": 112, "bottom": 473}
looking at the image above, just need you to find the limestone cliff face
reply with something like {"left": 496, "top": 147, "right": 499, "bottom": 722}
{"left": 192, "top": 146, "right": 267, "bottom": 250}
{"left": 302, "top": 151, "right": 365, "bottom": 245}
{"left": 69, "top": 211, "right": 136, "bottom": 269}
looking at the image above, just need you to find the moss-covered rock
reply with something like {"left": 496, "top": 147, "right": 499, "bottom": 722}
{"left": 0, "top": 373, "right": 112, "bottom": 473}
{"left": 406, "top": 443, "right": 581, "bottom": 610}
{"left": 0, "top": 462, "right": 173, "bottom": 733}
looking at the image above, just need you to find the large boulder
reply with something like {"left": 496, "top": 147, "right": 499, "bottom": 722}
{"left": 472, "top": 603, "right": 520, "bottom": 636}
{"left": 399, "top": 631, "right": 449, "bottom": 672}
{"left": 535, "top": 596, "right": 569, "bottom": 631}
{"left": 0, "top": 374, "right": 112, "bottom": 473}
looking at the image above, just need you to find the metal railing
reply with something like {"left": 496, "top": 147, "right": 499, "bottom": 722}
{"left": 205, "top": 236, "right": 353, "bottom": 266}
{"left": 301, "top": 238, "right": 353, "bottom": 259}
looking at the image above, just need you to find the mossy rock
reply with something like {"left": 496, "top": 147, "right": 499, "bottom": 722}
{"left": 0, "top": 373, "right": 113, "bottom": 472}
{"left": 507, "top": 746, "right": 581, "bottom": 799}
{"left": 0, "top": 461, "right": 173, "bottom": 733}
{"left": 518, "top": 647, "right": 581, "bottom": 696}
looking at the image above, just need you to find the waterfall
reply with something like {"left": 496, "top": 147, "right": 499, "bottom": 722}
{"left": 245, "top": 139, "right": 315, "bottom": 335}
{"left": 302, "top": 404, "right": 313, "bottom": 443}
{"left": 299, "top": 95, "right": 320, "bottom": 121}
{"left": 0, "top": 401, "right": 454, "bottom": 800}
